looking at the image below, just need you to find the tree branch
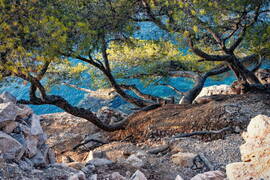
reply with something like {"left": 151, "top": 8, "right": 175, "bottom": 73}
{"left": 37, "top": 61, "right": 50, "bottom": 80}
{"left": 119, "top": 84, "right": 167, "bottom": 104}
{"left": 188, "top": 37, "right": 232, "bottom": 62}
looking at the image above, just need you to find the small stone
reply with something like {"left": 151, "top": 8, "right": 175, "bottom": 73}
{"left": 89, "top": 174, "right": 97, "bottom": 180}
{"left": 129, "top": 170, "right": 147, "bottom": 180}
{"left": 111, "top": 172, "right": 126, "bottom": 180}
{"left": 62, "top": 156, "right": 75, "bottom": 163}
{"left": 175, "top": 175, "right": 184, "bottom": 180}
{"left": 85, "top": 151, "right": 107, "bottom": 162}
{"left": 68, "top": 171, "right": 86, "bottom": 180}
{"left": 126, "top": 154, "right": 144, "bottom": 168}
{"left": 19, "top": 124, "right": 31, "bottom": 135}
{"left": 86, "top": 158, "right": 113, "bottom": 167}
{"left": 67, "top": 162, "right": 86, "bottom": 170}
{"left": 191, "top": 171, "right": 226, "bottom": 180}
{"left": 171, "top": 152, "right": 197, "bottom": 167}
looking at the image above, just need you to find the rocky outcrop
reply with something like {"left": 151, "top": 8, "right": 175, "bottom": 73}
{"left": 226, "top": 115, "right": 270, "bottom": 180}
{"left": 195, "top": 85, "right": 233, "bottom": 99}
{"left": 0, "top": 93, "right": 55, "bottom": 166}
{"left": 0, "top": 92, "right": 90, "bottom": 179}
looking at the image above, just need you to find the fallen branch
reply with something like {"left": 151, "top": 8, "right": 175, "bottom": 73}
{"left": 147, "top": 145, "right": 169, "bottom": 154}
{"left": 173, "top": 127, "right": 233, "bottom": 138}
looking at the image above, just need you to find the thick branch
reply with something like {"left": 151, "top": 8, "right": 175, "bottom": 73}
{"left": 160, "top": 84, "right": 184, "bottom": 95}
{"left": 18, "top": 95, "right": 126, "bottom": 131}
{"left": 119, "top": 84, "right": 167, "bottom": 104}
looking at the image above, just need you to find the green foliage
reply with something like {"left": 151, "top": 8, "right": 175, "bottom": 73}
{"left": 145, "top": 0, "right": 270, "bottom": 54}
{"left": 0, "top": 0, "right": 269, "bottom": 93}
{"left": 0, "top": 0, "right": 138, "bottom": 89}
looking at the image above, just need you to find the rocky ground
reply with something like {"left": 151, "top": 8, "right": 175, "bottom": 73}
{"left": 1, "top": 89, "right": 270, "bottom": 179}
{"left": 38, "top": 92, "right": 270, "bottom": 180}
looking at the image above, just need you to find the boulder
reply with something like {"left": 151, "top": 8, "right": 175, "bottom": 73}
{"left": 0, "top": 131, "right": 24, "bottom": 160}
{"left": 195, "top": 85, "right": 233, "bottom": 100}
{"left": 171, "top": 152, "right": 197, "bottom": 168}
{"left": 0, "top": 102, "right": 18, "bottom": 123}
{"left": 226, "top": 115, "right": 270, "bottom": 180}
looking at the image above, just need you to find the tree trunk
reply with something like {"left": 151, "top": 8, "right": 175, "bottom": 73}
{"left": 228, "top": 56, "right": 261, "bottom": 84}
{"left": 179, "top": 75, "right": 206, "bottom": 104}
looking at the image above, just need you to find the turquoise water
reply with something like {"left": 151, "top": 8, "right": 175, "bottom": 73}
{"left": 0, "top": 73, "right": 236, "bottom": 114}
